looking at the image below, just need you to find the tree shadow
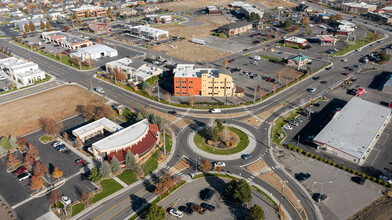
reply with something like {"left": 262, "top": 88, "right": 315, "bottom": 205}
{"left": 48, "top": 163, "right": 55, "bottom": 174}
{"left": 204, "top": 176, "right": 226, "bottom": 195}
{"left": 223, "top": 201, "right": 247, "bottom": 220}
{"left": 129, "top": 193, "right": 148, "bottom": 213}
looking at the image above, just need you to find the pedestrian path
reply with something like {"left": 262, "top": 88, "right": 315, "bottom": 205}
{"left": 162, "top": 165, "right": 187, "bottom": 179}
{"left": 112, "top": 176, "right": 128, "bottom": 187}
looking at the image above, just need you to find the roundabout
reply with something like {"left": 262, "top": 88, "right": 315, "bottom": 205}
{"left": 187, "top": 123, "right": 257, "bottom": 161}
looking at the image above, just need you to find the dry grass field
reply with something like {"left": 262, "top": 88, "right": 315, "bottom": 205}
{"left": 0, "top": 85, "right": 106, "bottom": 137}
{"left": 156, "top": 0, "right": 234, "bottom": 12}
{"left": 248, "top": 0, "right": 297, "bottom": 9}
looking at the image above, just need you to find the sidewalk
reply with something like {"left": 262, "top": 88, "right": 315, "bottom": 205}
{"left": 56, "top": 137, "right": 95, "bottom": 166}
{"left": 186, "top": 123, "right": 256, "bottom": 161}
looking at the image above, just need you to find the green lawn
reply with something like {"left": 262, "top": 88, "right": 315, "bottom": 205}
{"left": 258, "top": 54, "right": 284, "bottom": 62}
{"left": 142, "top": 155, "right": 158, "bottom": 176}
{"left": 39, "top": 135, "right": 53, "bottom": 143}
{"left": 146, "top": 75, "right": 159, "bottom": 86}
{"left": 91, "top": 179, "right": 124, "bottom": 203}
{"left": 334, "top": 31, "right": 382, "bottom": 56}
{"left": 194, "top": 127, "right": 249, "bottom": 155}
{"left": 117, "top": 169, "right": 138, "bottom": 185}
{"left": 272, "top": 110, "right": 299, "bottom": 145}
{"left": 160, "top": 133, "right": 172, "bottom": 153}
{"left": 71, "top": 203, "right": 85, "bottom": 217}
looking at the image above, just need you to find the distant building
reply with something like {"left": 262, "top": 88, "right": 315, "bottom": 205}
{"left": 286, "top": 54, "right": 309, "bottom": 68}
{"left": 335, "top": 2, "right": 377, "bottom": 13}
{"left": 105, "top": 58, "right": 163, "bottom": 83}
{"left": 367, "top": 12, "right": 392, "bottom": 24}
{"left": 381, "top": 6, "right": 392, "bottom": 13}
{"left": 317, "top": 35, "right": 339, "bottom": 45}
{"left": 284, "top": 36, "right": 308, "bottom": 47}
{"left": 145, "top": 14, "right": 172, "bottom": 24}
{"left": 239, "top": 4, "right": 264, "bottom": 19}
{"left": 41, "top": 31, "right": 93, "bottom": 50}
{"left": 382, "top": 74, "right": 392, "bottom": 94}
{"left": 314, "top": 97, "right": 391, "bottom": 165}
{"left": 206, "top": 6, "right": 221, "bottom": 14}
{"left": 72, "top": 118, "right": 160, "bottom": 164}
{"left": 70, "top": 44, "right": 118, "bottom": 61}
{"left": 71, "top": 6, "right": 108, "bottom": 18}
{"left": 129, "top": 25, "right": 169, "bottom": 40}
{"left": 0, "top": 57, "right": 46, "bottom": 86}
{"left": 173, "top": 64, "right": 235, "bottom": 97}
{"left": 85, "top": 22, "right": 111, "bottom": 34}
{"left": 219, "top": 21, "right": 253, "bottom": 37}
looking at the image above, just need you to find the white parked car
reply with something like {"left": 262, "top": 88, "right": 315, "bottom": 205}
{"left": 250, "top": 60, "right": 258, "bottom": 65}
{"left": 307, "top": 88, "right": 316, "bottom": 93}
{"left": 0, "top": 75, "right": 5, "bottom": 80}
{"left": 17, "top": 172, "right": 32, "bottom": 181}
{"left": 52, "top": 141, "right": 63, "bottom": 148}
{"left": 95, "top": 87, "right": 104, "bottom": 93}
{"left": 62, "top": 195, "right": 72, "bottom": 206}
{"left": 283, "top": 124, "right": 293, "bottom": 130}
{"left": 169, "top": 208, "right": 184, "bottom": 218}
{"left": 341, "top": 58, "right": 348, "bottom": 62}
{"left": 210, "top": 109, "right": 221, "bottom": 113}
{"left": 213, "top": 162, "right": 226, "bottom": 167}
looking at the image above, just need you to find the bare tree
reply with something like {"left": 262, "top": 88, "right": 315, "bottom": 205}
{"left": 6, "top": 153, "right": 20, "bottom": 168}
{"left": 113, "top": 67, "right": 126, "bottom": 81}
{"left": 48, "top": 190, "right": 61, "bottom": 207}
{"left": 200, "top": 160, "right": 212, "bottom": 173}
{"left": 81, "top": 191, "right": 90, "bottom": 206}
{"left": 164, "top": 93, "right": 171, "bottom": 105}
{"left": 39, "top": 117, "right": 63, "bottom": 136}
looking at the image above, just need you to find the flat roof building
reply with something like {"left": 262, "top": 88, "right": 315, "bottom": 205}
{"left": 206, "top": 6, "right": 220, "bottom": 14}
{"left": 129, "top": 25, "right": 169, "bottom": 40}
{"left": 336, "top": 2, "right": 377, "bottom": 13}
{"left": 314, "top": 97, "right": 391, "bottom": 165}
{"left": 70, "top": 44, "right": 118, "bottom": 61}
{"left": 317, "top": 35, "right": 340, "bottom": 45}
{"left": 239, "top": 4, "right": 264, "bottom": 19}
{"left": 284, "top": 36, "right": 308, "bottom": 46}
{"left": 71, "top": 6, "right": 107, "bottom": 18}
{"left": 41, "top": 31, "right": 93, "bottom": 50}
{"left": 0, "top": 57, "right": 46, "bottom": 86}
{"left": 382, "top": 74, "right": 392, "bottom": 94}
{"left": 219, "top": 21, "right": 253, "bottom": 37}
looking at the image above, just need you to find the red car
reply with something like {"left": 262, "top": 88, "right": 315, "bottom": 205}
{"left": 75, "top": 159, "right": 85, "bottom": 165}
{"left": 13, "top": 166, "right": 27, "bottom": 175}
{"left": 60, "top": 52, "right": 67, "bottom": 55}
{"left": 228, "top": 60, "right": 233, "bottom": 63}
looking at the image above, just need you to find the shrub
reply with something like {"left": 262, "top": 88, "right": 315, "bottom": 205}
{"left": 352, "top": 170, "right": 357, "bottom": 175}
{"left": 310, "top": 153, "right": 314, "bottom": 158}
{"left": 378, "top": 179, "right": 383, "bottom": 184}
{"left": 347, "top": 168, "right": 352, "bottom": 173}
{"left": 323, "top": 158, "right": 328, "bottom": 163}
{"left": 383, "top": 181, "right": 388, "bottom": 186}
{"left": 366, "top": 176, "right": 371, "bottom": 180}
{"left": 297, "top": 148, "right": 303, "bottom": 153}
{"left": 288, "top": 145, "right": 294, "bottom": 150}
{"left": 342, "top": 166, "right": 347, "bottom": 171}
{"left": 332, "top": 162, "right": 336, "bottom": 166}
{"left": 314, "top": 155, "right": 319, "bottom": 160}
{"left": 337, "top": 164, "right": 341, "bottom": 169}
{"left": 357, "top": 172, "right": 361, "bottom": 176}
{"left": 305, "top": 152, "right": 310, "bottom": 156}
{"left": 390, "top": 184, "right": 392, "bottom": 188}
{"left": 327, "top": 161, "right": 332, "bottom": 165}
{"left": 292, "top": 146, "right": 297, "bottom": 152}
{"left": 361, "top": 174, "right": 366, "bottom": 178}
{"left": 372, "top": 177, "right": 377, "bottom": 182}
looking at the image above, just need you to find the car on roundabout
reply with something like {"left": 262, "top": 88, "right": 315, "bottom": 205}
{"left": 241, "top": 154, "right": 252, "bottom": 160}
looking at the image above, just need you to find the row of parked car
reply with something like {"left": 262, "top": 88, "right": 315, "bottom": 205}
{"left": 283, "top": 116, "right": 303, "bottom": 130}
{"left": 52, "top": 141, "right": 68, "bottom": 152}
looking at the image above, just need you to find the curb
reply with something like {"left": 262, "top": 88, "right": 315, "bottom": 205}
{"left": 268, "top": 107, "right": 324, "bottom": 220}
{"left": 334, "top": 34, "right": 389, "bottom": 58}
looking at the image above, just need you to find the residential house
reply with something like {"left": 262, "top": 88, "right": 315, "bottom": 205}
{"left": 70, "top": 44, "right": 118, "bottom": 61}
{"left": 0, "top": 6, "right": 9, "bottom": 12}
{"left": 135, "top": 5, "right": 159, "bottom": 15}
{"left": 219, "top": 21, "right": 253, "bottom": 37}
{"left": 114, "top": 7, "right": 137, "bottom": 16}
{"left": 30, "top": 12, "right": 45, "bottom": 19}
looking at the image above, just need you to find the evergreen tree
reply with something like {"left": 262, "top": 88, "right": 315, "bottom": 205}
{"left": 249, "top": 204, "right": 264, "bottom": 220}
{"left": 99, "top": 160, "right": 111, "bottom": 178}
{"left": 145, "top": 204, "right": 165, "bottom": 220}
{"left": 110, "top": 156, "right": 121, "bottom": 174}
{"left": 89, "top": 167, "right": 102, "bottom": 182}
{"left": 125, "top": 150, "right": 137, "bottom": 168}
{"left": 225, "top": 179, "right": 252, "bottom": 204}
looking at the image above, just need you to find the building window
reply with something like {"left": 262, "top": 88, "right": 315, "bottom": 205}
{"left": 175, "top": 86, "right": 180, "bottom": 88}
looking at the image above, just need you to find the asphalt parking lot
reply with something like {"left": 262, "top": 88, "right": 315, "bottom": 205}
{"left": 0, "top": 115, "right": 96, "bottom": 219}
{"left": 277, "top": 147, "right": 384, "bottom": 220}
{"left": 159, "top": 176, "right": 279, "bottom": 220}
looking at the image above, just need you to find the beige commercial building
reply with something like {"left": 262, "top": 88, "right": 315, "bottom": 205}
{"left": 201, "top": 72, "right": 234, "bottom": 97}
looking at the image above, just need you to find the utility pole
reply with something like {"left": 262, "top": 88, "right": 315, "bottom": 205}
{"left": 296, "top": 135, "right": 300, "bottom": 149}
{"left": 278, "top": 180, "right": 288, "bottom": 215}
{"left": 163, "top": 123, "right": 166, "bottom": 154}
{"left": 90, "top": 78, "right": 92, "bottom": 90}
{"left": 157, "top": 78, "right": 160, "bottom": 102}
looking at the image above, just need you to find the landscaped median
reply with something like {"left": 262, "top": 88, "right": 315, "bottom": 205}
{"left": 11, "top": 39, "right": 95, "bottom": 70}
{"left": 194, "top": 121, "right": 249, "bottom": 155}
{"left": 71, "top": 203, "right": 85, "bottom": 217}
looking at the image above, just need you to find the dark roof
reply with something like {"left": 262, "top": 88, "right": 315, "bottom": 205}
{"left": 219, "top": 21, "right": 252, "bottom": 30}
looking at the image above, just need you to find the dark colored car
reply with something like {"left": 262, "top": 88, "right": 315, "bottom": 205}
{"left": 200, "top": 203, "right": 215, "bottom": 211}
{"left": 178, "top": 205, "right": 193, "bottom": 215}
{"left": 187, "top": 203, "right": 206, "bottom": 215}
{"left": 200, "top": 188, "right": 215, "bottom": 201}
{"left": 13, "top": 166, "right": 27, "bottom": 175}
{"left": 241, "top": 154, "right": 252, "bottom": 160}
{"left": 312, "top": 193, "right": 327, "bottom": 202}
{"left": 351, "top": 176, "right": 366, "bottom": 185}
{"left": 167, "top": 110, "right": 177, "bottom": 115}
{"left": 320, "top": 81, "right": 328, "bottom": 84}
{"left": 295, "top": 172, "right": 311, "bottom": 181}
{"left": 312, "top": 76, "right": 320, "bottom": 80}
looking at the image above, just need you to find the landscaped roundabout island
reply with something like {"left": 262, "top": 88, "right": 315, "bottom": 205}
{"left": 194, "top": 119, "right": 249, "bottom": 155}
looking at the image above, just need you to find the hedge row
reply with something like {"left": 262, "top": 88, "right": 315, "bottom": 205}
{"left": 282, "top": 144, "right": 392, "bottom": 188}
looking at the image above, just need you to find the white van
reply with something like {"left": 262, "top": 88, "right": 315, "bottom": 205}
{"left": 95, "top": 87, "right": 104, "bottom": 93}
{"left": 210, "top": 109, "right": 221, "bottom": 113}
{"left": 252, "top": 56, "right": 261, "bottom": 60}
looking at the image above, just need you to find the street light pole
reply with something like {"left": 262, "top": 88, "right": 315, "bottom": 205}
{"left": 90, "top": 78, "right": 92, "bottom": 90}
{"left": 313, "top": 181, "right": 332, "bottom": 201}
{"left": 278, "top": 180, "right": 288, "bottom": 214}
{"left": 296, "top": 135, "right": 300, "bottom": 149}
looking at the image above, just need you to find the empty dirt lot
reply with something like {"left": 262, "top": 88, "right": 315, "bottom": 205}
{"left": 155, "top": 0, "right": 234, "bottom": 12}
{"left": 151, "top": 15, "right": 231, "bottom": 62}
{"left": 249, "top": 0, "right": 297, "bottom": 9}
{"left": 0, "top": 85, "right": 105, "bottom": 137}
